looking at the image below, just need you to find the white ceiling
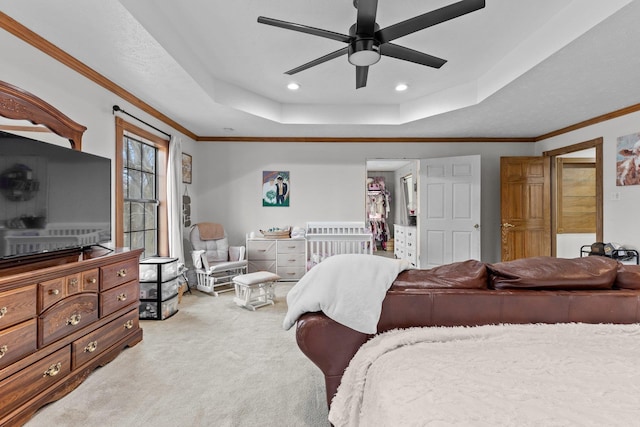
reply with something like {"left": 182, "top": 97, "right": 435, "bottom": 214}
{"left": 2, "top": 0, "right": 640, "bottom": 139}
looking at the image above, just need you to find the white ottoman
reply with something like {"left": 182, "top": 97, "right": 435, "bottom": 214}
{"left": 232, "top": 271, "right": 280, "bottom": 310}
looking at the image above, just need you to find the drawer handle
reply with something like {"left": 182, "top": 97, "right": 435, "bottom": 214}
{"left": 117, "top": 269, "right": 127, "bottom": 277}
{"left": 43, "top": 362, "right": 62, "bottom": 377}
{"left": 258, "top": 249, "right": 266, "bottom": 252}
{"left": 0, "top": 344, "right": 7, "bottom": 359}
{"left": 49, "top": 289, "right": 60, "bottom": 295}
{"left": 124, "top": 320, "right": 134, "bottom": 330}
{"left": 287, "top": 246, "right": 296, "bottom": 249}
{"left": 68, "top": 278, "right": 79, "bottom": 287}
{"left": 87, "top": 278, "right": 97, "bottom": 284}
{"left": 84, "top": 341, "right": 98, "bottom": 353}
{"left": 0, "top": 306, "right": 6, "bottom": 318}
{"left": 66, "top": 313, "right": 82, "bottom": 326}
{"left": 117, "top": 293, "right": 127, "bottom": 302}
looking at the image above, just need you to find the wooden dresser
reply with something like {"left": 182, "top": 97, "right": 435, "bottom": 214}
{"left": 0, "top": 247, "right": 143, "bottom": 426}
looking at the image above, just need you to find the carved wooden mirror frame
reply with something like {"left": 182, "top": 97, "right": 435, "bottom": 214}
{"left": 0, "top": 80, "right": 86, "bottom": 150}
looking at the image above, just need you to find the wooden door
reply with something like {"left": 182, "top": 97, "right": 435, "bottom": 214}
{"left": 500, "top": 157, "right": 551, "bottom": 261}
{"left": 419, "top": 155, "right": 481, "bottom": 268}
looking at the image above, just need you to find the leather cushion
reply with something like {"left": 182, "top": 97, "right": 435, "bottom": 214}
{"left": 488, "top": 256, "right": 618, "bottom": 290}
{"left": 391, "top": 259, "right": 487, "bottom": 290}
{"left": 615, "top": 264, "right": 640, "bottom": 289}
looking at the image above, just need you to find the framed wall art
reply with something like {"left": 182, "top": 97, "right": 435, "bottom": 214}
{"left": 616, "top": 132, "right": 640, "bottom": 186}
{"left": 262, "top": 170, "right": 290, "bottom": 207}
{"left": 182, "top": 153, "right": 192, "bottom": 184}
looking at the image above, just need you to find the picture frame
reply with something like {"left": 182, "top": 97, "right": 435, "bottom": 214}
{"left": 262, "top": 170, "right": 290, "bottom": 207}
{"left": 616, "top": 132, "right": 640, "bottom": 186}
{"left": 182, "top": 153, "right": 192, "bottom": 184}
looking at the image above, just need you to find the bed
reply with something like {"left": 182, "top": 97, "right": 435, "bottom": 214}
{"left": 305, "top": 221, "right": 374, "bottom": 270}
{"left": 328, "top": 322, "right": 640, "bottom": 427}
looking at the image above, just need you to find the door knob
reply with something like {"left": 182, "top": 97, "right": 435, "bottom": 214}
{"left": 474, "top": 224, "right": 480, "bottom": 229}
{"left": 501, "top": 222, "right": 515, "bottom": 229}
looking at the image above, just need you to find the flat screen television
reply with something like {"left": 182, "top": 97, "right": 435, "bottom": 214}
{"left": 0, "top": 130, "right": 111, "bottom": 262}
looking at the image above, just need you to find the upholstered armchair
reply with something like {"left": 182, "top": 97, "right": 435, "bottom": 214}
{"left": 189, "top": 223, "right": 247, "bottom": 296}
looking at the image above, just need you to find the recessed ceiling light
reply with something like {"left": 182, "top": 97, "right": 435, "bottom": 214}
{"left": 395, "top": 83, "right": 408, "bottom": 92}
{"left": 287, "top": 82, "right": 300, "bottom": 91}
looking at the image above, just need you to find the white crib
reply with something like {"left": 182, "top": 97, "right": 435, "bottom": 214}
{"left": 306, "top": 221, "right": 374, "bottom": 270}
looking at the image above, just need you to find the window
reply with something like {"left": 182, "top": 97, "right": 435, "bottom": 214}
{"left": 115, "top": 117, "right": 168, "bottom": 258}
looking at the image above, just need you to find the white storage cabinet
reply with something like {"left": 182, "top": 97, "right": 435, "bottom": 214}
{"left": 394, "top": 224, "right": 418, "bottom": 267}
{"left": 247, "top": 238, "right": 306, "bottom": 281}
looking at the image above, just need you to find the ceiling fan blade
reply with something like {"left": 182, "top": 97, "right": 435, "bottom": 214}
{"left": 380, "top": 43, "right": 447, "bottom": 68}
{"left": 258, "top": 16, "right": 351, "bottom": 43}
{"left": 355, "top": 0, "right": 378, "bottom": 35}
{"left": 356, "top": 66, "right": 369, "bottom": 89}
{"left": 376, "top": 0, "right": 485, "bottom": 43}
{"left": 285, "top": 47, "right": 349, "bottom": 75}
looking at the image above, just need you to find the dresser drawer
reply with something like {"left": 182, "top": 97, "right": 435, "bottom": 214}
{"left": 0, "top": 285, "right": 37, "bottom": 330}
{"left": 38, "top": 277, "right": 66, "bottom": 312}
{"left": 39, "top": 294, "right": 99, "bottom": 347}
{"left": 72, "top": 309, "right": 138, "bottom": 369}
{"left": 0, "top": 346, "right": 70, "bottom": 416}
{"left": 248, "top": 260, "right": 276, "bottom": 274}
{"left": 277, "top": 240, "right": 305, "bottom": 254}
{"left": 64, "top": 272, "right": 82, "bottom": 296}
{"left": 0, "top": 319, "right": 37, "bottom": 370}
{"left": 405, "top": 227, "right": 417, "bottom": 241}
{"left": 101, "top": 258, "right": 139, "bottom": 291}
{"left": 277, "top": 252, "right": 306, "bottom": 267}
{"left": 100, "top": 280, "right": 139, "bottom": 317}
{"left": 81, "top": 268, "right": 100, "bottom": 292}
{"left": 247, "top": 241, "right": 276, "bottom": 260}
{"left": 406, "top": 249, "right": 417, "bottom": 266}
{"left": 276, "top": 266, "right": 305, "bottom": 280}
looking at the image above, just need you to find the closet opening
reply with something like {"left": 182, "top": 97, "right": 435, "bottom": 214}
{"left": 365, "top": 159, "right": 417, "bottom": 258}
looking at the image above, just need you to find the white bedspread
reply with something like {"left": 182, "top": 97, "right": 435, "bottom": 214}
{"left": 283, "top": 254, "right": 410, "bottom": 334}
{"left": 329, "top": 323, "right": 640, "bottom": 427}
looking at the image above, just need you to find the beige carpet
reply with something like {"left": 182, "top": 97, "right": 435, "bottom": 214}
{"left": 25, "top": 283, "right": 330, "bottom": 427}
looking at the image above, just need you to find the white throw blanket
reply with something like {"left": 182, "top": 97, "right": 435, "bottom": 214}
{"left": 329, "top": 323, "right": 640, "bottom": 427}
{"left": 283, "top": 254, "right": 411, "bottom": 334}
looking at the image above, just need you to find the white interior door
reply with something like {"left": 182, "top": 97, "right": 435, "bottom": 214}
{"left": 419, "top": 155, "right": 481, "bottom": 268}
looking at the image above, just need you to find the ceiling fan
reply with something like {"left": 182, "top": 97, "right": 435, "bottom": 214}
{"left": 257, "top": 0, "right": 485, "bottom": 89}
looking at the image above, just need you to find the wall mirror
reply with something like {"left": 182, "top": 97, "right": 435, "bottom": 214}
{"left": 400, "top": 173, "right": 417, "bottom": 226}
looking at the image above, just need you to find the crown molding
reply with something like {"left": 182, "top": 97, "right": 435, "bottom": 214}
{"left": 0, "top": 12, "right": 197, "bottom": 141}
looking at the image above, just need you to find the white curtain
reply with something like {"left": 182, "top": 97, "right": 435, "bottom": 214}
{"left": 167, "top": 135, "right": 184, "bottom": 264}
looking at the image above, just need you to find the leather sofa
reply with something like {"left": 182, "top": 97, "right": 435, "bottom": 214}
{"left": 295, "top": 256, "right": 640, "bottom": 407}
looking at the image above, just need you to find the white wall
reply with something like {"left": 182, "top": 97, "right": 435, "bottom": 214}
{"left": 191, "top": 142, "right": 534, "bottom": 262}
{"left": 536, "top": 113, "right": 640, "bottom": 251}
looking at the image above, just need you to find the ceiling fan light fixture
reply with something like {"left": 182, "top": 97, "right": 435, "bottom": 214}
{"left": 348, "top": 39, "right": 381, "bottom": 67}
